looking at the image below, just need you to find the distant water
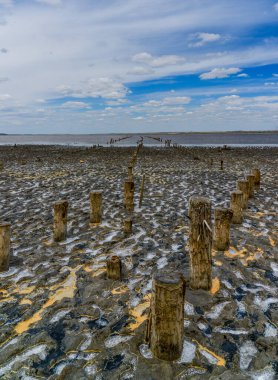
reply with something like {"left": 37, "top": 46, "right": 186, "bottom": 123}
{"left": 0, "top": 132, "right": 277, "bottom": 146}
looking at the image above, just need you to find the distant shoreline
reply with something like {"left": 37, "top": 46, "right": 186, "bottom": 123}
{"left": 1, "top": 130, "right": 278, "bottom": 136}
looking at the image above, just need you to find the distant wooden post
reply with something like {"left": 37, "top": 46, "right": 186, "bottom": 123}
{"left": 252, "top": 169, "right": 261, "bottom": 188}
{"left": 210, "top": 158, "right": 213, "bottom": 167}
{"left": 107, "top": 256, "right": 121, "bottom": 280}
{"left": 0, "top": 222, "right": 11, "bottom": 272}
{"left": 123, "top": 219, "right": 132, "bottom": 234}
{"left": 220, "top": 160, "right": 224, "bottom": 170}
{"left": 53, "top": 200, "right": 68, "bottom": 242}
{"left": 230, "top": 191, "right": 243, "bottom": 224}
{"left": 128, "top": 165, "right": 133, "bottom": 181}
{"left": 124, "top": 181, "right": 134, "bottom": 211}
{"left": 246, "top": 174, "right": 255, "bottom": 198}
{"left": 139, "top": 174, "right": 145, "bottom": 208}
{"left": 0, "top": 161, "right": 4, "bottom": 171}
{"left": 146, "top": 272, "right": 185, "bottom": 361}
{"left": 213, "top": 208, "right": 233, "bottom": 251}
{"left": 90, "top": 191, "right": 103, "bottom": 224}
{"left": 237, "top": 180, "right": 249, "bottom": 209}
{"left": 189, "top": 197, "right": 212, "bottom": 290}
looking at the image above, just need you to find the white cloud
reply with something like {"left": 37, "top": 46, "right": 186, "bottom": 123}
{"left": 238, "top": 73, "right": 248, "bottom": 77}
{"left": 127, "top": 66, "right": 154, "bottom": 75}
{"left": 200, "top": 67, "right": 242, "bottom": 79}
{"left": 190, "top": 32, "right": 221, "bottom": 47}
{"left": 57, "top": 78, "right": 130, "bottom": 99}
{"left": 144, "top": 96, "right": 191, "bottom": 107}
{"left": 274, "top": 3, "right": 278, "bottom": 12}
{"left": 61, "top": 101, "right": 90, "bottom": 109}
{"left": 273, "top": 74, "right": 278, "bottom": 77}
{"left": 35, "top": 0, "right": 62, "bottom": 5}
{"left": 132, "top": 52, "right": 185, "bottom": 67}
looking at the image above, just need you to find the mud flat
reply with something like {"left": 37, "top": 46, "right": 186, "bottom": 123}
{"left": 0, "top": 145, "right": 277, "bottom": 380}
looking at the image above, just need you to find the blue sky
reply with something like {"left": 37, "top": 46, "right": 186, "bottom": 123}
{"left": 0, "top": 0, "right": 278, "bottom": 133}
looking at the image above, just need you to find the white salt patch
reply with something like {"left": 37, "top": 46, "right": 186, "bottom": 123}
{"left": 215, "top": 328, "right": 248, "bottom": 335}
{"left": 264, "top": 323, "right": 277, "bottom": 337}
{"left": 249, "top": 366, "right": 276, "bottom": 380}
{"left": 0, "top": 267, "right": 18, "bottom": 278}
{"left": 234, "top": 270, "right": 244, "bottom": 279}
{"left": 55, "top": 362, "right": 68, "bottom": 375}
{"left": 157, "top": 256, "right": 168, "bottom": 269}
{"left": 239, "top": 341, "right": 258, "bottom": 370}
{"left": 85, "top": 364, "right": 98, "bottom": 376}
{"left": 80, "top": 333, "right": 92, "bottom": 350}
{"left": 105, "top": 335, "right": 132, "bottom": 348}
{"left": 0, "top": 344, "right": 48, "bottom": 376}
{"left": 254, "top": 283, "right": 276, "bottom": 294}
{"left": 254, "top": 296, "right": 278, "bottom": 312}
{"left": 198, "top": 323, "right": 208, "bottom": 331}
{"left": 0, "top": 337, "right": 19, "bottom": 350}
{"left": 145, "top": 252, "right": 155, "bottom": 260}
{"left": 270, "top": 262, "right": 278, "bottom": 277}
{"left": 184, "top": 320, "right": 191, "bottom": 327}
{"left": 177, "top": 340, "right": 196, "bottom": 363}
{"left": 14, "top": 269, "right": 34, "bottom": 282}
{"left": 49, "top": 309, "right": 71, "bottom": 323}
{"left": 237, "top": 301, "right": 246, "bottom": 314}
{"left": 199, "top": 349, "right": 219, "bottom": 364}
{"left": 184, "top": 302, "right": 194, "bottom": 316}
{"left": 141, "top": 280, "right": 152, "bottom": 294}
{"left": 222, "top": 280, "right": 233, "bottom": 289}
{"left": 205, "top": 301, "right": 230, "bottom": 319}
{"left": 139, "top": 344, "right": 153, "bottom": 359}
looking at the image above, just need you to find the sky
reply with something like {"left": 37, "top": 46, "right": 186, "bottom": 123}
{"left": 0, "top": 0, "right": 278, "bottom": 134}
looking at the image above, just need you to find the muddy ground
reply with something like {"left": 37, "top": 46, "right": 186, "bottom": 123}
{"left": 0, "top": 145, "right": 277, "bottom": 380}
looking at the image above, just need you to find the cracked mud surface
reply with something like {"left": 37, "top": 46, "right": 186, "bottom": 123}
{"left": 0, "top": 145, "right": 277, "bottom": 379}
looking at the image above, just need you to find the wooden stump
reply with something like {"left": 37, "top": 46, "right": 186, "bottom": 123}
{"left": 213, "top": 208, "right": 233, "bottom": 251}
{"left": 124, "top": 181, "right": 134, "bottom": 211}
{"left": 146, "top": 272, "right": 185, "bottom": 361}
{"left": 123, "top": 219, "right": 132, "bottom": 234}
{"left": 252, "top": 168, "right": 261, "bottom": 188}
{"left": 220, "top": 160, "right": 224, "bottom": 170}
{"left": 236, "top": 180, "right": 249, "bottom": 209}
{"left": 230, "top": 191, "right": 243, "bottom": 224}
{"left": 128, "top": 165, "right": 133, "bottom": 181}
{"left": 246, "top": 174, "right": 255, "bottom": 198}
{"left": 53, "top": 200, "right": 68, "bottom": 242}
{"left": 0, "top": 222, "right": 11, "bottom": 272}
{"left": 188, "top": 197, "right": 212, "bottom": 290}
{"left": 90, "top": 191, "right": 103, "bottom": 224}
{"left": 106, "top": 256, "right": 121, "bottom": 280}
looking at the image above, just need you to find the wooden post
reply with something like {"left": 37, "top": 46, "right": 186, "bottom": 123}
{"left": 0, "top": 222, "right": 11, "bottom": 272}
{"left": 90, "top": 191, "right": 103, "bottom": 224}
{"left": 123, "top": 219, "right": 132, "bottom": 234}
{"left": 246, "top": 174, "right": 255, "bottom": 198}
{"left": 146, "top": 272, "right": 185, "bottom": 361}
{"left": 236, "top": 180, "right": 249, "bottom": 209}
{"left": 106, "top": 256, "right": 121, "bottom": 280}
{"left": 188, "top": 197, "right": 212, "bottom": 290}
{"left": 0, "top": 161, "right": 3, "bottom": 171}
{"left": 210, "top": 158, "right": 213, "bottom": 167}
{"left": 220, "top": 160, "right": 224, "bottom": 170}
{"left": 252, "top": 168, "right": 261, "bottom": 188}
{"left": 128, "top": 165, "right": 133, "bottom": 181}
{"left": 213, "top": 208, "right": 233, "bottom": 251}
{"left": 230, "top": 191, "right": 243, "bottom": 224}
{"left": 53, "top": 200, "right": 68, "bottom": 242}
{"left": 139, "top": 174, "right": 145, "bottom": 208}
{"left": 124, "top": 181, "right": 134, "bottom": 211}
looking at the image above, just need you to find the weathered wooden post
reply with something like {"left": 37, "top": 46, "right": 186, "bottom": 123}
{"left": 106, "top": 256, "right": 121, "bottom": 280}
{"left": 90, "top": 191, "right": 103, "bottom": 224}
{"left": 0, "top": 222, "right": 11, "bottom": 272}
{"left": 252, "top": 168, "right": 261, "bottom": 188}
{"left": 124, "top": 180, "right": 134, "bottom": 211}
{"left": 123, "top": 219, "right": 132, "bottom": 234}
{"left": 128, "top": 165, "right": 133, "bottom": 181}
{"left": 220, "top": 160, "right": 224, "bottom": 170}
{"left": 230, "top": 191, "right": 243, "bottom": 224}
{"left": 246, "top": 174, "right": 255, "bottom": 198}
{"left": 0, "top": 161, "right": 4, "bottom": 171}
{"left": 139, "top": 174, "right": 145, "bottom": 208}
{"left": 189, "top": 197, "right": 212, "bottom": 290}
{"left": 213, "top": 208, "right": 233, "bottom": 251}
{"left": 53, "top": 200, "right": 68, "bottom": 242}
{"left": 210, "top": 158, "right": 213, "bottom": 167}
{"left": 237, "top": 180, "right": 249, "bottom": 209}
{"left": 146, "top": 272, "right": 185, "bottom": 361}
